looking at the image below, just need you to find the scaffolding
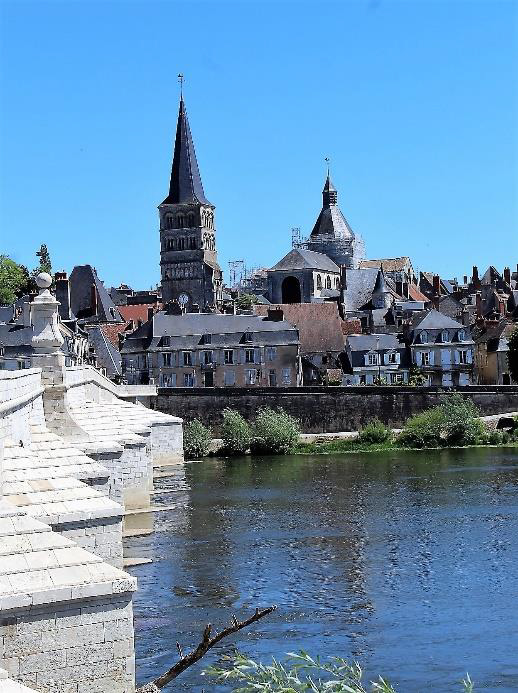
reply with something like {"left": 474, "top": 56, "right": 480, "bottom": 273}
{"left": 228, "top": 260, "right": 245, "bottom": 289}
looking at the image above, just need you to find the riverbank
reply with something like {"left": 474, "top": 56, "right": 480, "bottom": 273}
{"left": 293, "top": 438, "right": 518, "bottom": 455}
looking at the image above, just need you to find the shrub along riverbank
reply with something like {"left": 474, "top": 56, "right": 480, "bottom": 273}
{"left": 182, "top": 395, "right": 518, "bottom": 460}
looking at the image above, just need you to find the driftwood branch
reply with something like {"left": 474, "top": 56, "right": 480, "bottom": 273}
{"left": 136, "top": 605, "right": 276, "bottom": 692}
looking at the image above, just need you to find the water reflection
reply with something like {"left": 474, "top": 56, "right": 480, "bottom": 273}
{"left": 128, "top": 448, "right": 518, "bottom": 692}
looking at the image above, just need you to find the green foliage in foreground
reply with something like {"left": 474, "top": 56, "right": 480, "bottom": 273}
{"left": 205, "top": 651, "right": 475, "bottom": 692}
{"left": 357, "top": 419, "right": 392, "bottom": 445}
{"left": 251, "top": 407, "right": 301, "bottom": 455}
{"left": 0, "top": 255, "right": 30, "bottom": 305}
{"left": 183, "top": 419, "right": 212, "bottom": 459}
{"left": 398, "top": 394, "right": 486, "bottom": 449}
{"left": 221, "top": 408, "right": 252, "bottom": 456}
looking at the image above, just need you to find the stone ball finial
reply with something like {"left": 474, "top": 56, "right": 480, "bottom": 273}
{"left": 35, "top": 272, "right": 52, "bottom": 289}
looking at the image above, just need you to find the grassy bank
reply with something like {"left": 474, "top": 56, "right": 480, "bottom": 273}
{"left": 293, "top": 438, "right": 518, "bottom": 455}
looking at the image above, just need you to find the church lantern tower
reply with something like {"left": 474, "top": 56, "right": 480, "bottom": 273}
{"left": 159, "top": 91, "right": 222, "bottom": 310}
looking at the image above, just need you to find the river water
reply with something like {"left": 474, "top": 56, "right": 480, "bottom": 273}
{"left": 127, "top": 448, "right": 518, "bottom": 691}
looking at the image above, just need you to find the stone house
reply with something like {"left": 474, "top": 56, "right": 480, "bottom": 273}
{"left": 359, "top": 256, "right": 416, "bottom": 298}
{"left": 342, "top": 333, "right": 410, "bottom": 385}
{"left": 404, "top": 310, "right": 474, "bottom": 386}
{"left": 254, "top": 302, "right": 345, "bottom": 385}
{"left": 474, "top": 320, "right": 516, "bottom": 384}
{"left": 266, "top": 248, "right": 341, "bottom": 304}
{"left": 121, "top": 309, "right": 301, "bottom": 388}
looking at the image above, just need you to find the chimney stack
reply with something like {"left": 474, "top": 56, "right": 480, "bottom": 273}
{"left": 499, "top": 298, "right": 506, "bottom": 317}
{"left": 433, "top": 275, "right": 441, "bottom": 298}
{"left": 55, "top": 271, "right": 71, "bottom": 321}
{"left": 147, "top": 306, "right": 154, "bottom": 322}
{"left": 472, "top": 265, "right": 480, "bottom": 289}
{"left": 267, "top": 308, "right": 284, "bottom": 322}
{"left": 504, "top": 267, "right": 511, "bottom": 285}
{"left": 463, "top": 275, "right": 468, "bottom": 285}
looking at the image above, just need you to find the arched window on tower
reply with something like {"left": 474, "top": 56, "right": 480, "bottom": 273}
{"left": 188, "top": 213, "right": 195, "bottom": 227}
{"left": 178, "top": 238, "right": 185, "bottom": 250}
{"left": 189, "top": 237, "right": 196, "bottom": 249}
{"left": 326, "top": 276, "right": 332, "bottom": 289}
{"left": 177, "top": 215, "right": 184, "bottom": 228}
{"left": 167, "top": 216, "right": 174, "bottom": 230}
{"left": 316, "top": 274, "right": 322, "bottom": 290}
{"left": 335, "top": 276, "right": 340, "bottom": 289}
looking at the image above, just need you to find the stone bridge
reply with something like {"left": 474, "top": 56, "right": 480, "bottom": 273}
{"left": 0, "top": 275, "right": 183, "bottom": 692}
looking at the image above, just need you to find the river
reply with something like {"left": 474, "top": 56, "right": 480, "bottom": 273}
{"left": 127, "top": 448, "right": 518, "bottom": 691}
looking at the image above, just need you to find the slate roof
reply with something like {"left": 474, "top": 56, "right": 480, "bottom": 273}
{"left": 342, "top": 268, "right": 379, "bottom": 310}
{"left": 346, "top": 333, "right": 402, "bottom": 351}
{"left": 408, "top": 284, "right": 430, "bottom": 302}
{"left": 69, "top": 265, "right": 124, "bottom": 323}
{"left": 254, "top": 303, "right": 345, "bottom": 354}
{"left": 270, "top": 248, "right": 340, "bottom": 273}
{"left": 411, "top": 309, "right": 466, "bottom": 331}
{"left": 86, "top": 326, "right": 122, "bottom": 378}
{"left": 161, "top": 96, "right": 211, "bottom": 206}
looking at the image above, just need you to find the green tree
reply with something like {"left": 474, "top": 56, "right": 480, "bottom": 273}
{"left": 33, "top": 244, "right": 52, "bottom": 276}
{"left": 508, "top": 327, "right": 518, "bottom": 384}
{"left": 236, "top": 293, "right": 259, "bottom": 310}
{"left": 0, "top": 255, "right": 31, "bottom": 305}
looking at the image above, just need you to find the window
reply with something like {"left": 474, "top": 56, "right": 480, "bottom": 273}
{"left": 458, "top": 350, "right": 468, "bottom": 364}
{"left": 421, "top": 352, "right": 430, "bottom": 366}
{"left": 441, "top": 330, "right": 449, "bottom": 343}
{"left": 184, "top": 372, "right": 195, "bottom": 387}
{"left": 282, "top": 368, "right": 291, "bottom": 385}
{"left": 160, "top": 373, "right": 177, "bottom": 388}
{"left": 316, "top": 274, "right": 322, "bottom": 290}
{"left": 458, "top": 330, "right": 465, "bottom": 341}
{"left": 224, "top": 349, "right": 234, "bottom": 364}
{"left": 266, "top": 346, "right": 277, "bottom": 362}
{"left": 182, "top": 351, "right": 192, "bottom": 366}
{"left": 203, "top": 333, "right": 212, "bottom": 344}
{"left": 420, "top": 331, "right": 428, "bottom": 344}
{"left": 268, "top": 369, "right": 277, "bottom": 387}
{"left": 177, "top": 215, "right": 184, "bottom": 228}
{"left": 189, "top": 237, "right": 196, "bottom": 249}
{"left": 388, "top": 352, "right": 397, "bottom": 364}
{"left": 162, "top": 336, "right": 170, "bottom": 347}
{"left": 245, "top": 369, "right": 257, "bottom": 385}
{"left": 245, "top": 349, "right": 255, "bottom": 363}
{"left": 166, "top": 216, "right": 174, "bottom": 230}
{"left": 224, "top": 370, "right": 236, "bottom": 386}
{"left": 178, "top": 238, "right": 185, "bottom": 250}
{"left": 326, "top": 276, "right": 332, "bottom": 289}
{"left": 335, "top": 277, "right": 340, "bottom": 289}
{"left": 244, "top": 331, "right": 253, "bottom": 343}
{"left": 390, "top": 373, "right": 403, "bottom": 384}
{"left": 162, "top": 352, "right": 172, "bottom": 367}
{"left": 359, "top": 374, "right": 366, "bottom": 385}
{"left": 203, "top": 350, "right": 213, "bottom": 365}
{"left": 367, "top": 353, "right": 379, "bottom": 366}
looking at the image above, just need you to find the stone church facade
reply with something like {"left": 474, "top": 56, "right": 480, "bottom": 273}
{"left": 159, "top": 96, "right": 222, "bottom": 311}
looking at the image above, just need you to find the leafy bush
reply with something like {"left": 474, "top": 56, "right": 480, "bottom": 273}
{"left": 357, "top": 419, "right": 392, "bottom": 445}
{"left": 399, "top": 394, "right": 485, "bottom": 448}
{"left": 220, "top": 408, "right": 252, "bottom": 456}
{"left": 183, "top": 419, "right": 212, "bottom": 459}
{"left": 206, "top": 651, "right": 475, "bottom": 692}
{"left": 251, "top": 407, "right": 301, "bottom": 455}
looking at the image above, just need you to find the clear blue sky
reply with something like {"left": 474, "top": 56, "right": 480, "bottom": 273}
{"left": 1, "top": 0, "right": 517, "bottom": 289}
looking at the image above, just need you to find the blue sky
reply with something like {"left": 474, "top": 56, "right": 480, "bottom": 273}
{"left": 1, "top": 0, "right": 517, "bottom": 289}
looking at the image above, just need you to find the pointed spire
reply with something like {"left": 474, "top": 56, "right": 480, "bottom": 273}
{"left": 161, "top": 94, "right": 211, "bottom": 206}
{"left": 322, "top": 173, "right": 337, "bottom": 206}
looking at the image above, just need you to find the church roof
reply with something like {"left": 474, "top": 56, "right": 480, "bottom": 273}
{"left": 161, "top": 97, "right": 211, "bottom": 206}
{"left": 269, "top": 248, "right": 340, "bottom": 273}
{"left": 310, "top": 174, "right": 354, "bottom": 240}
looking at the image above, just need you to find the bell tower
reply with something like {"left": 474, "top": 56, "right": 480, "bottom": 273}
{"left": 159, "top": 83, "right": 222, "bottom": 310}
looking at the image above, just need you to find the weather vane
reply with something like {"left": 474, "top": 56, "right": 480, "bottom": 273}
{"left": 178, "top": 73, "right": 184, "bottom": 97}
{"left": 325, "top": 156, "right": 330, "bottom": 176}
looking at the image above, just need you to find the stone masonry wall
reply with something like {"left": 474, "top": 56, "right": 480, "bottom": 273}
{"left": 0, "top": 595, "right": 134, "bottom": 693}
{"left": 155, "top": 385, "right": 518, "bottom": 434}
{"left": 52, "top": 517, "right": 123, "bottom": 567}
{"left": 0, "top": 370, "right": 45, "bottom": 446}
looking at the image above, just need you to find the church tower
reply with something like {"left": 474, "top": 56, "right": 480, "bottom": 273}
{"left": 306, "top": 172, "right": 365, "bottom": 269}
{"left": 159, "top": 93, "right": 222, "bottom": 310}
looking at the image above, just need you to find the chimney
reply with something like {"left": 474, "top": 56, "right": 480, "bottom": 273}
{"left": 472, "top": 265, "right": 480, "bottom": 289}
{"left": 395, "top": 280, "right": 403, "bottom": 297}
{"left": 267, "top": 308, "right": 284, "bottom": 322}
{"left": 461, "top": 307, "right": 470, "bottom": 326}
{"left": 504, "top": 267, "right": 511, "bottom": 285}
{"left": 147, "top": 306, "right": 154, "bottom": 322}
{"left": 340, "top": 266, "right": 347, "bottom": 291}
{"left": 432, "top": 274, "right": 441, "bottom": 296}
{"left": 55, "top": 271, "right": 71, "bottom": 320}
{"left": 90, "top": 283, "right": 98, "bottom": 316}
{"left": 463, "top": 275, "right": 468, "bottom": 285}
{"left": 499, "top": 298, "right": 506, "bottom": 316}
{"left": 403, "top": 282, "right": 409, "bottom": 298}
{"left": 476, "top": 291, "right": 482, "bottom": 318}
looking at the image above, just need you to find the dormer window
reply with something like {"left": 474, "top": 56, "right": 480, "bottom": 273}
{"left": 203, "top": 333, "right": 212, "bottom": 344}
{"left": 458, "top": 330, "right": 465, "bottom": 341}
{"left": 441, "top": 330, "right": 449, "bottom": 343}
{"left": 420, "top": 331, "right": 428, "bottom": 344}
{"left": 244, "top": 331, "right": 253, "bottom": 343}
{"left": 162, "top": 336, "right": 170, "bottom": 347}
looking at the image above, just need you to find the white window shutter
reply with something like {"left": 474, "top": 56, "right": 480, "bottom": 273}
{"left": 454, "top": 350, "right": 459, "bottom": 364}
{"left": 383, "top": 353, "right": 389, "bottom": 365}
{"left": 467, "top": 350, "right": 473, "bottom": 364}
{"left": 429, "top": 351, "right": 434, "bottom": 366}
{"left": 364, "top": 354, "right": 370, "bottom": 366}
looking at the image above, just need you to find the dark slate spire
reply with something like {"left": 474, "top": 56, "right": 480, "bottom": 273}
{"left": 322, "top": 174, "right": 337, "bottom": 206}
{"left": 162, "top": 96, "right": 211, "bottom": 206}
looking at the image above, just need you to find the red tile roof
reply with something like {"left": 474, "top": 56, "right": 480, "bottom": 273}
{"left": 119, "top": 304, "right": 160, "bottom": 323}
